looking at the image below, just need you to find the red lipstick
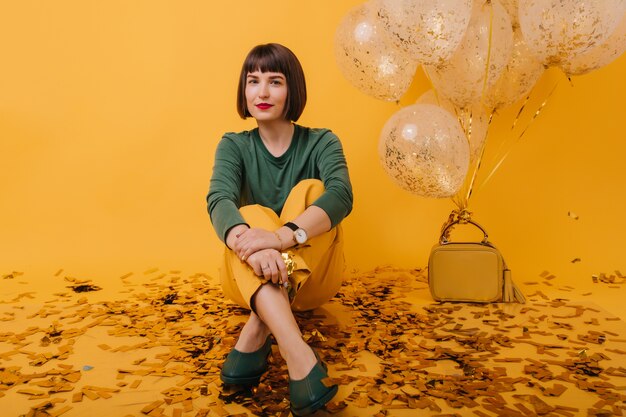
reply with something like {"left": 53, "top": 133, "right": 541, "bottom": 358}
{"left": 256, "top": 103, "right": 273, "bottom": 110}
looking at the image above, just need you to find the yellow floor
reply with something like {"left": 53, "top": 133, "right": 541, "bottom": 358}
{"left": 1, "top": 266, "right": 624, "bottom": 417}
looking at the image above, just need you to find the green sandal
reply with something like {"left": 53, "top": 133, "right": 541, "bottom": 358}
{"left": 289, "top": 350, "right": 338, "bottom": 416}
{"left": 220, "top": 336, "right": 272, "bottom": 386}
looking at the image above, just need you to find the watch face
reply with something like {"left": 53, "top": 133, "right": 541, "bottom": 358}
{"left": 294, "top": 228, "right": 307, "bottom": 244}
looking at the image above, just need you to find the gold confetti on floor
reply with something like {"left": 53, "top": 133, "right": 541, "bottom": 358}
{"left": 0, "top": 266, "right": 624, "bottom": 416}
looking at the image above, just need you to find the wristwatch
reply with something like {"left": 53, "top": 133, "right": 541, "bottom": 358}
{"left": 284, "top": 222, "right": 308, "bottom": 245}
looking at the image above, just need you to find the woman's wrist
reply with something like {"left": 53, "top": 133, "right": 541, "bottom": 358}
{"left": 274, "top": 232, "right": 284, "bottom": 251}
{"left": 275, "top": 226, "right": 295, "bottom": 250}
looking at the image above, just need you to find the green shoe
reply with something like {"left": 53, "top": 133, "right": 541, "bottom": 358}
{"left": 289, "top": 351, "right": 338, "bottom": 416}
{"left": 220, "top": 336, "right": 272, "bottom": 386}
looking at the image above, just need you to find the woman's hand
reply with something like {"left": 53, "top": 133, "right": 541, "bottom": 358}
{"left": 246, "top": 248, "right": 288, "bottom": 285}
{"left": 233, "top": 227, "right": 281, "bottom": 261}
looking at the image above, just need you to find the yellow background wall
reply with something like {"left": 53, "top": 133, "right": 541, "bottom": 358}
{"left": 1, "top": 1, "right": 625, "bottom": 286}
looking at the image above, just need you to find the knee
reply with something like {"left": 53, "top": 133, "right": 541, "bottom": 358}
{"left": 239, "top": 204, "right": 280, "bottom": 225}
{"left": 293, "top": 179, "right": 325, "bottom": 203}
{"left": 239, "top": 204, "right": 262, "bottom": 218}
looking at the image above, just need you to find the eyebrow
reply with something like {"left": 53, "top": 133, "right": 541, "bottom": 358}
{"left": 247, "top": 73, "right": 285, "bottom": 80}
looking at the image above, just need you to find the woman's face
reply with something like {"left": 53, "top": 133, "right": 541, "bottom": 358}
{"left": 245, "top": 71, "right": 288, "bottom": 123}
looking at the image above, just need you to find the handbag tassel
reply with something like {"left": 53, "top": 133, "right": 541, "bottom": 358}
{"left": 503, "top": 270, "right": 526, "bottom": 303}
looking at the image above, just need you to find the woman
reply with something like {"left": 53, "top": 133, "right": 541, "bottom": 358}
{"left": 206, "top": 43, "right": 353, "bottom": 416}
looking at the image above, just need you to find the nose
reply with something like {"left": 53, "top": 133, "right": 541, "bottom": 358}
{"left": 259, "top": 81, "right": 270, "bottom": 98}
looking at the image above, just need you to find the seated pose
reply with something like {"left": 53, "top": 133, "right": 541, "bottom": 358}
{"left": 206, "top": 43, "right": 353, "bottom": 416}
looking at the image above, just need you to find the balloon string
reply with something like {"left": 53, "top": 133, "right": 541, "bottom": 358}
{"left": 453, "top": 0, "right": 494, "bottom": 210}
{"left": 511, "top": 91, "right": 532, "bottom": 130}
{"left": 466, "top": 110, "right": 473, "bottom": 143}
{"left": 452, "top": 110, "right": 472, "bottom": 210}
{"left": 453, "top": 114, "right": 479, "bottom": 209}
{"left": 463, "top": 111, "right": 494, "bottom": 206}
{"left": 457, "top": 108, "right": 474, "bottom": 145}
{"left": 455, "top": 108, "right": 472, "bottom": 160}
{"left": 452, "top": 110, "right": 493, "bottom": 210}
{"left": 482, "top": 72, "right": 543, "bottom": 180}
{"left": 515, "top": 80, "right": 559, "bottom": 139}
{"left": 479, "top": 0, "right": 495, "bottom": 103}
{"left": 476, "top": 76, "right": 561, "bottom": 192}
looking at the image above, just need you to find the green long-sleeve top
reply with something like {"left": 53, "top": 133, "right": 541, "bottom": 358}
{"left": 207, "top": 124, "right": 353, "bottom": 243}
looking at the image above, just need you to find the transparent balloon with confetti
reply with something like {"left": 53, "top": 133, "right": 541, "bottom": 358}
{"left": 378, "top": 104, "right": 470, "bottom": 198}
{"left": 425, "top": 0, "right": 514, "bottom": 109}
{"left": 519, "top": 0, "right": 626, "bottom": 68}
{"left": 483, "top": 27, "right": 545, "bottom": 111}
{"left": 559, "top": 12, "right": 626, "bottom": 76}
{"left": 416, "top": 89, "right": 489, "bottom": 163}
{"left": 334, "top": 0, "right": 418, "bottom": 101}
{"left": 376, "top": 0, "right": 473, "bottom": 67}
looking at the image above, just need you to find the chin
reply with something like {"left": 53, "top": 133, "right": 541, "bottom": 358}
{"left": 254, "top": 115, "right": 281, "bottom": 123}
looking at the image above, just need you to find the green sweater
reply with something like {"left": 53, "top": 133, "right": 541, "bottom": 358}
{"left": 207, "top": 124, "right": 353, "bottom": 242}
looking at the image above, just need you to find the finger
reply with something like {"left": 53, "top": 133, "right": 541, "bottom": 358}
{"left": 276, "top": 260, "right": 288, "bottom": 284}
{"left": 269, "top": 263, "right": 280, "bottom": 285}
{"left": 261, "top": 263, "right": 273, "bottom": 281}
{"left": 261, "top": 260, "right": 278, "bottom": 284}
{"left": 235, "top": 240, "right": 247, "bottom": 258}
{"left": 244, "top": 244, "right": 255, "bottom": 258}
{"left": 240, "top": 245, "right": 253, "bottom": 262}
{"left": 265, "top": 262, "right": 277, "bottom": 284}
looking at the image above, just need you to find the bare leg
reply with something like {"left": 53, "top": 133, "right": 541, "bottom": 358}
{"left": 233, "top": 311, "right": 271, "bottom": 353}
{"left": 253, "top": 284, "right": 317, "bottom": 380}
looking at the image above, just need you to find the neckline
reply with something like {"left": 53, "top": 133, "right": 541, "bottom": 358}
{"left": 254, "top": 124, "right": 299, "bottom": 160}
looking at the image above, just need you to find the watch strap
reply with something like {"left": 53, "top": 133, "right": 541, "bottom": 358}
{"left": 284, "top": 222, "right": 299, "bottom": 231}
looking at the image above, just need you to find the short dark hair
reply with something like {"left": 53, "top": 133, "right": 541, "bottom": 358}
{"left": 237, "top": 43, "right": 307, "bottom": 122}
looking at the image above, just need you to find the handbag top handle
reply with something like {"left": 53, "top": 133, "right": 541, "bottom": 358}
{"left": 440, "top": 219, "right": 489, "bottom": 245}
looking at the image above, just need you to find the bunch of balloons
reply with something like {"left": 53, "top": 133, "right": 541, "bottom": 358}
{"left": 335, "top": 0, "right": 626, "bottom": 200}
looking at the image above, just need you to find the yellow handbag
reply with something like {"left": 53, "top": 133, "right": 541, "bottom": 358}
{"left": 428, "top": 217, "right": 525, "bottom": 303}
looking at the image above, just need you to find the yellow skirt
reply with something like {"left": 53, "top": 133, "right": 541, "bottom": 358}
{"left": 219, "top": 179, "right": 345, "bottom": 312}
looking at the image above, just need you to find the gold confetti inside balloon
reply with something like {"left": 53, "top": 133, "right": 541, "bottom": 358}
{"left": 560, "top": 12, "right": 626, "bottom": 76}
{"left": 425, "top": 0, "right": 513, "bottom": 109}
{"left": 378, "top": 104, "right": 470, "bottom": 198}
{"left": 376, "top": 0, "right": 473, "bottom": 67}
{"left": 416, "top": 90, "right": 488, "bottom": 162}
{"left": 334, "top": 1, "right": 418, "bottom": 101}
{"left": 519, "top": 0, "right": 626, "bottom": 67}
{"left": 483, "top": 27, "right": 545, "bottom": 110}
{"left": 499, "top": 0, "right": 520, "bottom": 27}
